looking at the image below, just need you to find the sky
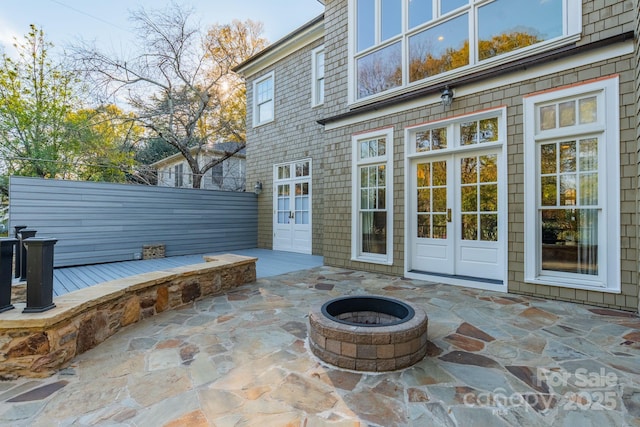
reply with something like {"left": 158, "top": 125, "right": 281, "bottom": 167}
{"left": 0, "top": 0, "right": 324, "bottom": 56}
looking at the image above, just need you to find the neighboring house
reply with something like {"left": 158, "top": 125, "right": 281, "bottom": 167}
{"left": 152, "top": 142, "right": 246, "bottom": 191}
{"left": 234, "top": 0, "right": 640, "bottom": 313}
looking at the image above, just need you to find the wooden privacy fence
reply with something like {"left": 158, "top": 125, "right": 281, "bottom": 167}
{"left": 9, "top": 177, "right": 257, "bottom": 267}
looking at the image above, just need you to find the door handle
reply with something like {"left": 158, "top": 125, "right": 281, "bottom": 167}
{"left": 447, "top": 208, "right": 452, "bottom": 223}
{"left": 289, "top": 212, "right": 294, "bottom": 219}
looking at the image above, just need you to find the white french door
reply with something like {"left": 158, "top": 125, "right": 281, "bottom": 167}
{"left": 273, "top": 160, "right": 312, "bottom": 254}
{"left": 410, "top": 148, "right": 504, "bottom": 282}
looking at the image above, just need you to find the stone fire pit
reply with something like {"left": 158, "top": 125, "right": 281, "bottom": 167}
{"left": 308, "top": 296, "right": 428, "bottom": 372}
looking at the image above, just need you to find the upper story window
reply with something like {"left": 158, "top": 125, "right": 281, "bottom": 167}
{"left": 352, "top": 0, "right": 580, "bottom": 101}
{"left": 253, "top": 72, "right": 274, "bottom": 126}
{"left": 312, "top": 46, "right": 325, "bottom": 106}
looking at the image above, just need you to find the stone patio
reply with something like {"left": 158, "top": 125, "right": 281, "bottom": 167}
{"left": 0, "top": 266, "right": 639, "bottom": 426}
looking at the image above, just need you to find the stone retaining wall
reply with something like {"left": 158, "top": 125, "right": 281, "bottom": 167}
{"left": 0, "top": 254, "right": 256, "bottom": 379}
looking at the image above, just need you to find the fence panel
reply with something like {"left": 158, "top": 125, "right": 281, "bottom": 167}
{"left": 9, "top": 177, "right": 257, "bottom": 267}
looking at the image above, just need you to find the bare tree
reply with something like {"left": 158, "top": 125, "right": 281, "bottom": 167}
{"left": 73, "top": 4, "right": 266, "bottom": 188}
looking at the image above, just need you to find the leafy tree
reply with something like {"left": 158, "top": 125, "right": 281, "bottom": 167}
{"left": 0, "top": 25, "right": 79, "bottom": 184}
{"left": 74, "top": 5, "right": 267, "bottom": 188}
{"left": 0, "top": 26, "right": 138, "bottom": 196}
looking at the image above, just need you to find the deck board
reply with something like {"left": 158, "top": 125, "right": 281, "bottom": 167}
{"left": 50, "top": 250, "right": 322, "bottom": 296}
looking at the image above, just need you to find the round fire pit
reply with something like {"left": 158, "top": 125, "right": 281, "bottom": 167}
{"left": 308, "top": 296, "right": 428, "bottom": 372}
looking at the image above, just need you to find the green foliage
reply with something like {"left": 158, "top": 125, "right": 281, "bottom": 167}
{"left": 0, "top": 26, "right": 141, "bottom": 193}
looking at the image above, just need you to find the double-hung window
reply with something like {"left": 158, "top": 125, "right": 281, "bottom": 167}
{"left": 523, "top": 76, "right": 620, "bottom": 292}
{"left": 253, "top": 72, "right": 274, "bottom": 126}
{"left": 352, "top": 128, "right": 394, "bottom": 264}
{"left": 174, "top": 164, "right": 183, "bottom": 187}
{"left": 312, "top": 46, "right": 325, "bottom": 106}
{"left": 211, "top": 162, "right": 223, "bottom": 186}
{"left": 351, "top": 0, "right": 581, "bottom": 101}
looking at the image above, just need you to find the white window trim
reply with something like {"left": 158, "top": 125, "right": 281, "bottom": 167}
{"left": 351, "top": 127, "right": 394, "bottom": 265}
{"left": 311, "top": 45, "right": 325, "bottom": 107}
{"left": 253, "top": 71, "right": 275, "bottom": 127}
{"left": 347, "top": 0, "right": 582, "bottom": 106}
{"left": 523, "top": 76, "right": 620, "bottom": 293}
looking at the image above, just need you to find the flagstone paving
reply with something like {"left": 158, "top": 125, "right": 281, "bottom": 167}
{"left": 0, "top": 266, "right": 639, "bottom": 426}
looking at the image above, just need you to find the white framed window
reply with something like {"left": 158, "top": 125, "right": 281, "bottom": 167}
{"left": 174, "top": 164, "right": 183, "bottom": 187}
{"left": 350, "top": 0, "right": 581, "bottom": 102}
{"left": 211, "top": 162, "right": 223, "bottom": 186}
{"left": 352, "top": 127, "right": 394, "bottom": 264}
{"left": 523, "top": 76, "right": 620, "bottom": 292}
{"left": 311, "top": 46, "right": 325, "bottom": 106}
{"left": 253, "top": 71, "right": 274, "bottom": 126}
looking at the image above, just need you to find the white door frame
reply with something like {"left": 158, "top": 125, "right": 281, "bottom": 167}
{"left": 272, "top": 159, "right": 312, "bottom": 254}
{"left": 403, "top": 108, "right": 508, "bottom": 292}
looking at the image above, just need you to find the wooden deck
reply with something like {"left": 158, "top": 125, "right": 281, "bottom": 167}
{"left": 52, "top": 249, "right": 323, "bottom": 296}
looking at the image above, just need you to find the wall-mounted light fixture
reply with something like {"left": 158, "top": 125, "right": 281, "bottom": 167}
{"left": 254, "top": 181, "right": 263, "bottom": 195}
{"left": 441, "top": 86, "right": 454, "bottom": 107}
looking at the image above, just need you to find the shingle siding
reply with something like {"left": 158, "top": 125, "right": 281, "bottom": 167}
{"left": 245, "top": 38, "right": 325, "bottom": 254}
{"left": 242, "top": 0, "right": 639, "bottom": 311}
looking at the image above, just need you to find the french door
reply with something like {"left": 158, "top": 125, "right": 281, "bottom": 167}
{"left": 410, "top": 148, "right": 504, "bottom": 282}
{"left": 273, "top": 160, "right": 312, "bottom": 254}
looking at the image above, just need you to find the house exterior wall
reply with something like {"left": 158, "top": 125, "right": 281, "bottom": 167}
{"left": 156, "top": 153, "right": 245, "bottom": 191}
{"left": 242, "top": 0, "right": 638, "bottom": 311}
{"left": 635, "top": 0, "right": 640, "bottom": 312}
{"left": 244, "top": 38, "right": 326, "bottom": 254}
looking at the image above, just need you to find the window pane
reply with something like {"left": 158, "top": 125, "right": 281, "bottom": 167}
{"left": 417, "top": 163, "right": 430, "bottom": 187}
{"left": 480, "top": 214, "right": 498, "bottom": 241}
{"left": 362, "top": 211, "right": 387, "bottom": 254}
{"left": 432, "top": 161, "right": 447, "bottom": 185}
{"left": 559, "top": 101, "right": 576, "bottom": 127}
{"left": 381, "top": 0, "right": 402, "bottom": 41}
{"left": 409, "top": 0, "right": 432, "bottom": 29}
{"left": 579, "top": 173, "right": 598, "bottom": 205}
{"left": 441, "top": 0, "right": 468, "bottom": 15}
{"left": 461, "top": 186, "right": 477, "bottom": 212}
{"left": 357, "top": 42, "right": 402, "bottom": 98}
{"left": 417, "top": 214, "right": 431, "bottom": 238}
{"left": 460, "top": 157, "right": 477, "bottom": 184}
{"left": 540, "top": 144, "right": 557, "bottom": 174}
{"left": 378, "top": 138, "right": 387, "bottom": 156}
{"left": 541, "top": 209, "right": 598, "bottom": 275}
{"left": 479, "top": 118, "right": 498, "bottom": 142}
{"left": 357, "top": 0, "right": 375, "bottom": 51}
{"left": 432, "top": 127, "right": 447, "bottom": 149}
{"left": 541, "top": 176, "right": 557, "bottom": 206}
{"left": 259, "top": 101, "right": 273, "bottom": 122}
{"left": 480, "top": 184, "right": 497, "bottom": 211}
{"left": 559, "top": 174, "right": 576, "bottom": 206}
{"left": 432, "top": 187, "right": 447, "bottom": 212}
{"left": 461, "top": 214, "right": 478, "bottom": 240}
{"left": 579, "top": 97, "right": 597, "bottom": 124}
{"left": 417, "top": 189, "right": 431, "bottom": 212}
{"left": 416, "top": 131, "right": 430, "bottom": 152}
{"left": 560, "top": 141, "right": 576, "bottom": 172}
{"left": 460, "top": 121, "right": 477, "bottom": 145}
{"left": 540, "top": 105, "right": 556, "bottom": 130}
{"left": 478, "top": 0, "right": 562, "bottom": 61}
{"left": 278, "top": 165, "right": 290, "bottom": 179}
{"left": 579, "top": 138, "right": 597, "bottom": 172}
{"left": 433, "top": 214, "right": 447, "bottom": 239}
{"left": 480, "top": 154, "right": 497, "bottom": 183}
{"left": 378, "top": 164, "right": 386, "bottom": 186}
{"left": 360, "top": 167, "right": 368, "bottom": 186}
{"left": 408, "top": 13, "right": 469, "bottom": 83}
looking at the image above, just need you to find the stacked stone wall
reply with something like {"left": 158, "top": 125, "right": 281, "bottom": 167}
{"left": 0, "top": 254, "right": 256, "bottom": 378}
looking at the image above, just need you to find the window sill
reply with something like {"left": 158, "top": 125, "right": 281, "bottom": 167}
{"left": 351, "top": 255, "right": 393, "bottom": 266}
{"left": 524, "top": 276, "right": 620, "bottom": 294}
